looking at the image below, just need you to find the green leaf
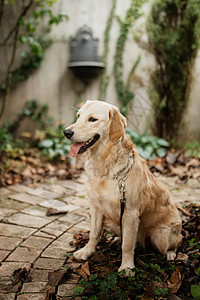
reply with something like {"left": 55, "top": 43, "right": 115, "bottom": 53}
{"left": 39, "top": 139, "right": 54, "bottom": 148}
{"left": 156, "top": 147, "right": 167, "bottom": 157}
{"left": 156, "top": 138, "right": 170, "bottom": 147}
{"left": 191, "top": 285, "right": 200, "bottom": 300}
{"left": 48, "top": 148, "right": 56, "bottom": 159}
{"left": 126, "top": 128, "right": 140, "bottom": 142}
{"left": 90, "top": 296, "right": 97, "bottom": 300}
{"left": 141, "top": 135, "right": 156, "bottom": 144}
{"left": 137, "top": 145, "right": 154, "bottom": 159}
{"left": 74, "top": 286, "right": 85, "bottom": 295}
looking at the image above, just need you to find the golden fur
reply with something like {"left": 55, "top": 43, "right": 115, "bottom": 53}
{"left": 65, "top": 100, "right": 182, "bottom": 276}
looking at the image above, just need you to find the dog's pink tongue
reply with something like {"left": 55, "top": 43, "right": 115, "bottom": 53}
{"left": 69, "top": 142, "right": 84, "bottom": 157}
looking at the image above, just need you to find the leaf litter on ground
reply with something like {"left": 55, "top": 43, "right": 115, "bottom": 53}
{"left": 59, "top": 204, "right": 200, "bottom": 299}
{"left": 0, "top": 148, "right": 81, "bottom": 187}
{"left": 148, "top": 149, "right": 200, "bottom": 181}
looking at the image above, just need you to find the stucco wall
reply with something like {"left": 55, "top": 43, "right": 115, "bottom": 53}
{"left": 0, "top": 0, "right": 200, "bottom": 140}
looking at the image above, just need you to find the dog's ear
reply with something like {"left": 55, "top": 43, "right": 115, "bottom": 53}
{"left": 109, "top": 108, "right": 127, "bottom": 143}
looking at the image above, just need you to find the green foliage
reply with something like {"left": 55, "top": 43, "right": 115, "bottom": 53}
{"left": 38, "top": 123, "right": 71, "bottom": 160}
{"left": 126, "top": 128, "right": 169, "bottom": 159}
{"left": 113, "top": 0, "right": 145, "bottom": 116}
{"left": 0, "top": 1, "right": 68, "bottom": 91}
{"left": 0, "top": 124, "right": 12, "bottom": 152}
{"left": 0, "top": 122, "right": 25, "bottom": 157}
{"left": 73, "top": 271, "right": 130, "bottom": 299}
{"left": 9, "top": 99, "right": 52, "bottom": 132}
{"left": 10, "top": 38, "right": 52, "bottom": 84}
{"left": 0, "top": 99, "right": 51, "bottom": 155}
{"left": 191, "top": 285, "right": 200, "bottom": 300}
{"left": 0, "top": 99, "right": 70, "bottom": 161}
{"left": 146, "top": 0, "right": 200, "bottom": 142}
{"left": 183, "top": 141, "right": 200, "bottom": 158}
{"left": 149, "top": 263, "right": 163, "bottom": 273}
{"left": 155, "top": 287, "right": 168, "bottom": 298}
{"left": 99, "top": 0, "right": 116, "bottom": 101}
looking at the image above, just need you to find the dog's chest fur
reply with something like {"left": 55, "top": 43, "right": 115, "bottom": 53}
{"left": 87, "top": 177, "right": 121, "bottom": 223}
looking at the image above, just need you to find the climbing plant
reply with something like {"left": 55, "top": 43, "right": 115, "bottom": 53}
{"left": 146, "top": 0, "right": 200, "bottom": 142}
{"left": 99, "top": 0, "right": 116, "bottom": 101}
{"left": 0, "top": 0, "right": 68, "bottom": 121}
{"left": 113, "top": 0, "right": 146, "bottom": 116}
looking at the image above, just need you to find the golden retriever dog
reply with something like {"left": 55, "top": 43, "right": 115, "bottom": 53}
{"left": 64, "top": 100, "right": 182, "bottom": 276}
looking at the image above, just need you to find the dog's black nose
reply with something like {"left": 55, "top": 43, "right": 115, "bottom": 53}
{"left": 63, "top": 129, "right": 74, "bottom": 139}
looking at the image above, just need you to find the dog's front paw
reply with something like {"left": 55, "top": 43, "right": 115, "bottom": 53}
{"left": 118, "top": 265, "right": 135, "bottom": 277}
{"left": 73, "top": 246, "right": 95, "bottom": 261}
{"left": 167, "top": 250, "right": 176, "bottom": 260}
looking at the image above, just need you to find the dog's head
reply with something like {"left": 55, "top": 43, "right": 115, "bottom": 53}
{"left": 64, "top": 100, "right": 127, "bottom": 157}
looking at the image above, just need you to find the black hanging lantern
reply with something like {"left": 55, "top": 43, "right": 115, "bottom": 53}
{"left": 68, "top": 26, "right": 104, "bottom": 82}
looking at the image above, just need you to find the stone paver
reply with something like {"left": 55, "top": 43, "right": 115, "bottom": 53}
{"left": 0, "top": 250, "right": 9, "bottom": 261}
{"left": 0, "top": 276, "right": 21, "bottom": 293}
{"left": 0, "top": 223, "right": 36, "bottom": 238}
{"left": 0, "top": 176, "right": 199, "bottom": 299}
{"left": 5, "top": 213, "right": 51, "bottom": 228}
{"left": 57, "top": 283, "right": 77, "bottom": 297}
{"left": 0, "top": 198, "right": 29, "bottom": 210}
{"left": 20, "top": 205, "right": 49, "bottom": 217}
{"left": 17, "top": 294, "right": 46, "bottom": 300}
{"left": 8, "top": 185, "right": 31, "bottom": 193}
{"left": 40, "top": 227, "right": 62, "bottom": 238}
{"left": 21, "top": 236, "right": 52, "bottom": 249}
{"left": 0, "top": 187, "right": 12, "bottom": 196}
{"left": 20, "top": 282, "right": 47, "bottom": 293}
{"left": 0, "top": 236, "right": 23, "bottom": 251}
{"left": 41, "top": 247, "right": 68, "bottom": 259}
{"left": 33, "top": 230, "right": 56, "bottom": 239}
{"left": 58, "top": 213, "right": 86, "bottom": 224}
{"left": 43, "top": 220, "right": 70, "bottom": 232}
{"left": 9, "top": 193, "right": 43, "bottom": 205}
{"left": 0, "top": 262, "right": 31, "bottom": 276}
{"left": 6, "top": 247, "right": 41, "bottom": 263}
{"left": 29, "top": 268, "right": 49, "bottom": 282}
{"left": 0, "top": 294, "right": 15, "bottom": 300}
{"left": 34, "top": 257, "right": 66, "bottom": 270}
{"left": 0, "top": 207, "right": 16, "bottom": 217}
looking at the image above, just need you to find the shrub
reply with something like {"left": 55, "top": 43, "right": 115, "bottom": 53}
{"left": 146, "top": 0, "right": 200, "bottom": 142}
{"left": 126, "top": 128, "right": 169, "bottom": 160}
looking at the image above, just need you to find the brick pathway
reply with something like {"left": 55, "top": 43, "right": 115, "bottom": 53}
{"left": 0, "top": 175, "right": 199, "bottom": 299}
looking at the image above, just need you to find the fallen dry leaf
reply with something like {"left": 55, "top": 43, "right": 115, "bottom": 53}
{"left": 169, "top": 166, "right": 188, "bottom": 178}
{"left": 73, "top": 230, "right": 90, "bottom": 246}
{"left": 167, "top": 269, "right": 182, "bottom": 293}
{"left": 176, "top": 204, "right": 193, "bottom": 217}
{"left": 76, "top": 267, "right": 88, "bottom": 280}
{"left": 45, "top": 286, "right": 56, "bottom": 300}
{"left": 12, "top": 267, "right": 30, "bottom": 284}
{"left": 47, "top": 267, "right": 72, "bottom": 287}
{"left": 176, "top": 252, "right": 189, "bottom": 263}
{"left": 166, "top": 152, "right": 178, "bottom": 165}
{"left": 186, "top": 158, "right": 200, "bottom": 168}
{"left": 81, "top": 261, "right": 90, "bottom": 276}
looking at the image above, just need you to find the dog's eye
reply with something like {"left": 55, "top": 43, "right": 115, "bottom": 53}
{"left": 88, "top": 117, "right": 98, "bottom": 122}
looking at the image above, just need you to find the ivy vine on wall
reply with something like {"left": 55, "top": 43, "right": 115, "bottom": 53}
{"left": 113, "top": 0, "right": 146, "bottom": 116}
{"left": 99, "top": 0, "right": 116, "bottom": 101}
{"left": 0, "top": 0, "right": 68, "bottom": 121}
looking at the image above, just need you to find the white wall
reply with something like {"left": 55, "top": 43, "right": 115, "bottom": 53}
{"left": 1, "top": 0, "right": 200, "bottom": 140}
